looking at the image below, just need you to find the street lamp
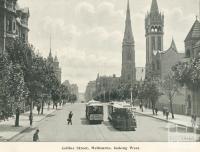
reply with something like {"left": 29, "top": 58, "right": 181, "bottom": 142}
{"left": 130, "top": 87, "right": 133, "bottom": 105}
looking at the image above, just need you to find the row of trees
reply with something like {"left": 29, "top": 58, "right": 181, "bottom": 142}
{"left": 93, "top": 71, "right": 181, "bottom": 119}
{"left": 0, "top": 39, "right": 76, "bottom": 126}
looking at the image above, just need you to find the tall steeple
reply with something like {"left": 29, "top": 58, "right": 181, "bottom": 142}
{"left": 123, "top": 0, "right": 134, "bottom": 44}
{"left": 48, "top": 34, "right": 53, "bottom": 62}
{"left": 121, "top": 0, "right": 136, "bottom": 84}
{"left": 150, "top": 0, "right": 159, "bottom": 14}
{"left": 145, "top": 0, "right": 164, "bottom": 78}
{"left": 49, "top": 34, "right": 52, "bottom": 57}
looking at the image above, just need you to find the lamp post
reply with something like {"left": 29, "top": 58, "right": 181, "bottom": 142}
{"left": 130, "top": 87, "right": 133, "bottom": 105}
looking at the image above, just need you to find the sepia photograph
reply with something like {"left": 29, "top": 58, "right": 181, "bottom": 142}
{"left": 0, "top": 0, "right": 200, "bottom": 145}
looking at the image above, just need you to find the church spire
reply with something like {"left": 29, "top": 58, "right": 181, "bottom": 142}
{"left": 49, "top": 34, "right": 52, "bottom": 58}
{"left": 150, "top": 0, "right": 159, "bottom": 14}
{"left": 170, "top": 37, "right": 177, "bottom": 52}
{"left": 123, "top": 0, "right": 134, "bottom": 43}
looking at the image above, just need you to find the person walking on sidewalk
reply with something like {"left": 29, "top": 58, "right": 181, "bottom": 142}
{"left": 166, "top": 109, "right": 169, "bottom": 120}
{"left": 29, "top": 112, "right": 33, "bottom": 126}
{"left": 37, "top": 104, "right": 41, "bottom": 115}
{"left": 67, "top": 111, "right": 73, "bottom": 125}
{"left": 155, "top": 107, "right": 158, "bottom": 115}
{"left": 33, "top": 129, "right": 40, "bottom": 142}
{"left": 192, "top": 115, "right": 197, "bottom": 128}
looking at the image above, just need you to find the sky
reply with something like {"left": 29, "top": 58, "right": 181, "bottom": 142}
{"left": 18, "top": 0, "right": 198, "bottom": 92}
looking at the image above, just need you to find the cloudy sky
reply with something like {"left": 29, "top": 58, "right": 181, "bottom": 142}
{"left": 19, "top": 0, "right": 198, "bottom": 92}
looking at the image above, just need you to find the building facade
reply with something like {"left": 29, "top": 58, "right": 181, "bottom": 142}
{"left": 85, "top": 81, "right": 96, "bottom": 102}
{"left": 121, "top": 0, "right": 136, "bottom": 85}
{"left": 62, "top": 80, "right": 79, "bottom": 99}
{"left": 154, "top": 39, "right": 184, "bottom": 79}
{"left": 47, "top": 47, "right": 61, "bottom": 83}
{"left": 145, "top": 0, "right": 164, "bottom": 77}
{"left": 70, "top": 84, "right": 79, "bottom": 99}
{"left": 184, "top": 18, "right": 200, "bottom": 116}
{"left": 96, "top": 74, "right": 120, "bottom": 100}
{"left": 0, "top": 0, "right": 29, "bottom": 54}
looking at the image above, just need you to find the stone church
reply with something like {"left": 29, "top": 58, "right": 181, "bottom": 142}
{"left": 47, "top": 38, "right": 62, "bottom": 84}
{"left": 145, "top": 0, "right": 184, "bottom": 79}
{"left": 184, "top": 18, "right": 200, "bottom": 116}
{"left": 121, "top": 0, "right": 136, "bottom": 85}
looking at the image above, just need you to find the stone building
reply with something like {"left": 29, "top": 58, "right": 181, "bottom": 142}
{"left": 153, "top": 39, "right": 184, "bottom": 79}
{"left": 0, "top": 0, "right": 29, "bottom": 54}
{"left": 95, "top": 74, "right": 120, "bottom": 100}
{"left": 47, "top": 39, "right": 61, "bottom": 83}
{"left": 184, "top": 18, "right": 200, "bottom": 116}
{"left": 62, "top": 80, "right": 79, "bottom": 99}
{"left": 121, "top": 0, "right": 136, "bottom": 85}
{"left": 85, "top": 81, "right": 96, "bottom": 102}
{"left": 145, "top": 0, "right": 184, "bottom": 80}
{"left": 70, "top": 84, "right": 79, "bottom": 99}
{"left": 145, "top": 0, "right": 164, "bottom": 77}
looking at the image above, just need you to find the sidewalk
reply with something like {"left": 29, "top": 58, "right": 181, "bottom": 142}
{"left": 0, "top": 105, "right": 57, "bottom": 141}
{"left": 134, "top": 106, "right": 198, "bottom": 129}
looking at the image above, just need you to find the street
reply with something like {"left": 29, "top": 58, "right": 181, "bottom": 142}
{"left": 10, "top": 103, "right": 196, "bottom": 142}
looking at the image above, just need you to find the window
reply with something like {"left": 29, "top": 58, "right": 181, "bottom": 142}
{"left": 151, "top": 37, "right": 155, "bottom": 51}
{"left": 7, "top": 19, "right": 12, "bottom": 32}
{"left": 13, "top": 21, "right": 16, "bottom": 31}
{"left": 158, "top": 37, "right": 162, "bottom": 51}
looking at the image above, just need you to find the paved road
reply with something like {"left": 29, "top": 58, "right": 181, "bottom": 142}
{"left": 11, "top": 103, "right": 198, "bottom": 142}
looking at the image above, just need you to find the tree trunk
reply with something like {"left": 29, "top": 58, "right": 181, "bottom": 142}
{"left": 15, "top": 108, "right": 20, "bottom": 127}
{"left": 152, "top": 101, "right": 155, "bottom": 115}
{"left": 41, "top": 99, "right": 44, "bottom": 115}
{"left": 170, "top": 100, "right": 174, "bottom": 119}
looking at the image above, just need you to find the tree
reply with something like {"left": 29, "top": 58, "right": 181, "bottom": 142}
{"left": 172, "top": 58, "right": 200, "bottom": 90}
{"left": 8, "top": 64, "right": 27, "bottom": 127}
{"left": 161, "top": 73, "right": 179, "bottom": 119}
{"left": 143, "top": 79, "right": 160, "bottom": 115}
{"left": 0, "top": 55, "right": 11, "bottom": 114}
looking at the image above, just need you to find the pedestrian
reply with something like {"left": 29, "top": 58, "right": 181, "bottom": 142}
{"left": 48, "top": 101, "right": 50, "bottom": 111}
{"left": 194, "top": 115, "right": 197, "bottom": 128}
{"left": 67, "top": 111, "right": 73, "bottom": 125}
{"left": 29, "top": 112, "right": 33, "bottom": 126}
{"left": 155, "top": 107, "right": 158, "bottom": 115}
{"left": 145, "top": 103, "right": 147, "bottom": 109}
{"left": 33, "top": 129, "right": 40, "bottom": 142}
{"left": 37, "top": 104, "right": 41, "bottom": 115}
{"left": 1, "top": 110, "right": 5, "bottom": 121}
{"left": 166, "top": 109, "right": 169, "bottom": 120}
{"left": 162, "top": 107, "right": 165, "bottom": 116}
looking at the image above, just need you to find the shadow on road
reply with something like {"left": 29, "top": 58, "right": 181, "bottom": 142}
{"left": 80, "top": 118, "right": 89, "bottom": 125}
{"left": 46, "top": 114, "right": 56, "bottom": 118}
{"left": 22, "top": 127, "right": 37, "bottom": 133}
{"left": 103, "top": 121, "right": 118, "bottom": 132}
{"left": 0, "top": 124, "right": 26, "bottom": 132}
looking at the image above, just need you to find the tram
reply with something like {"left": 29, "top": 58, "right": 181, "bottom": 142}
{"left": 108, "top": 102, "right": 137, "bottom": 131}
{"left": 86, "top": 100, "right": 104, "bottom": 124}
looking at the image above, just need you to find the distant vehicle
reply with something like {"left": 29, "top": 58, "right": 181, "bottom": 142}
{"left": 108, "top": 102, "right": 137, "bottom": 131}
{"left": 86, "top": 100, "right": 104, "bottom": 124}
